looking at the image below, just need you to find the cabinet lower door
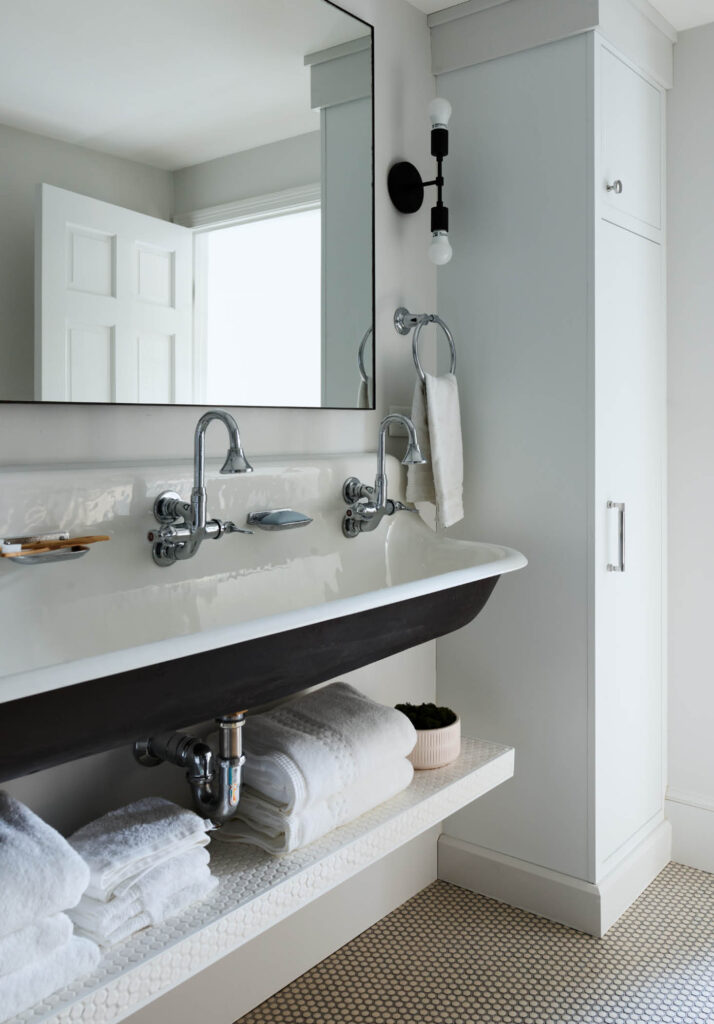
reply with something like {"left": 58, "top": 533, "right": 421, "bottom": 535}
{"left": 594, "top": 218, "right": 665, "bottom": 875}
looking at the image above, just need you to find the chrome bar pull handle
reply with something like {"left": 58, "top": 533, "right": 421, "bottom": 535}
{"left": 607, "top": 500, "right": 625, "bottom": 573}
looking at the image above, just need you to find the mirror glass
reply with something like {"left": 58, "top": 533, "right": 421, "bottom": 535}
{"left": 0, "top": 0, "right": 374, "bottom": 409}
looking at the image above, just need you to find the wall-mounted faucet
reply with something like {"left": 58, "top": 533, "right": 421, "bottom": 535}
{"left": 134, "top": 713, "right": 245, "bottom": 826}
{"left": 342, "top": 413, "right": 426, "bottom": 538}
{"left": 148, "top": 409, "right": 253, "bottom": 567}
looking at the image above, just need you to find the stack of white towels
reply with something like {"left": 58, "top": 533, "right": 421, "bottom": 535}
{"left": 67, "top": 797, "right": 218, "bottom": 948}
{"left": 218, "top": 682, "right": 417, "bottom": 854}
{"left": 0, "top": 792, "right": 100, "bottom": 1023}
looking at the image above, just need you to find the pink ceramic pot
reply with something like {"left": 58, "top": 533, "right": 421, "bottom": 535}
{"left": 408, "top": 717, "right": 461, "bottom": 770}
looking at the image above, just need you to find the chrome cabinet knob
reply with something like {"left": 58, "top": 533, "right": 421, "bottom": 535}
{"left": 606, "top": 179, "right": 623, "bottom": 194}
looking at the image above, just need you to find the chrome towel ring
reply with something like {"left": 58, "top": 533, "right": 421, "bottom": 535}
{"left": 393, "top": 306, "right": 456, "bottom": 384}
{"left": 357, "top": 326, "right": 373, "bottom": 384}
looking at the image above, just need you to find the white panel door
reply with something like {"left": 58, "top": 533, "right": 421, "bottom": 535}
{"left": 36, "top": 184, "right": 193, "bottom": 403}
{"left": 594, "top": 219, "right": 665, "bottom": 873}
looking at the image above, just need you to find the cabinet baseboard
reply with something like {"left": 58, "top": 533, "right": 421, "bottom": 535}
{"left": 438, "top": 820, "right": 672, "bottom": 936}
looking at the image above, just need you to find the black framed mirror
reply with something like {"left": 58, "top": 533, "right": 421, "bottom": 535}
{"left": 0, "top": 0, "right": 374, "bottom": 409}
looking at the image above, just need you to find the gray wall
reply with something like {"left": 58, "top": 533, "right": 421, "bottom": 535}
{"left": 666, "top": 21, "right": 714, "bottom": 872}
{"left": 0, "top": 122, "right": 174, "bottom": 400}
{"left": 173, "top": 131, "right": 321, "bottom": 216}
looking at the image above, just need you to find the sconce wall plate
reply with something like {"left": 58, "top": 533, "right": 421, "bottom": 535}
{"left": 388, "top": 161, "right": 425, "bottom": 214}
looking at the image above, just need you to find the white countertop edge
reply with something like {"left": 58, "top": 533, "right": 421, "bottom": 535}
{"left": 16, "top": 738, "right": 514, "bottom": 1024}
{"left": 1, "top": 548, "right": 526, "bottom": 705}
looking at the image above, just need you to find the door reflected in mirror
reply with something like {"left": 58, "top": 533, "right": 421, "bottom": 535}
{"left": 0, "top": 0, "right": 374, "bottom": 409}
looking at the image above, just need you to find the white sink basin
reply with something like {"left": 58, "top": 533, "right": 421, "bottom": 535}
{"left": 0, "top": 453, "right": 526, "bottom": 779}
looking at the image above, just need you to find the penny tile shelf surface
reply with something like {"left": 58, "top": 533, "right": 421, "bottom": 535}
{"left": 12, "top": 737, "right": 514, "bottom": 1024}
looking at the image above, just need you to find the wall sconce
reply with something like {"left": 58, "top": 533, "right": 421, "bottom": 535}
{"left": 387, "top": 98, "right": 452, "bottom": 265}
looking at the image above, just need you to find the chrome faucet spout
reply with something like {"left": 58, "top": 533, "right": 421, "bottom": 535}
{"left": 342, "top": 414, "right": 426, "bottom": 538}
{"left": 149, "top": 409, "right": 253, "bottom": 566}
{"left": 192, "top": 410, "right": 253, "bottom": 532}
{"left": 376, "top": 414, "right": 426, "bottom": 509}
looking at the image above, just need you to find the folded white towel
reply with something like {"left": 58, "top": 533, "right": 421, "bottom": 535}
{"left": 0, "top": 935, "right": 100, "bottom": 1023}
{"left": 74, "top": 874, "right": 219, "bottom": 948}
{"left": 241, "top": 683, "right": 416, "bottom": 813}
{"left": 406, "top": 372, "right": 464, "bottom": 530}
{"left": 0, "top": 792, "right": 90, "bottom": 938}
{"left": 218, "top": 757, "right": 414, "bottom": 854}
{"left": 68, "top": 797, "right": 212, "bottom": 901}
{"left": 69, "top": 846, "right": 212, "bottom": 939}
{"left": 0, "top": 913, "right": 73, "bottom": 978}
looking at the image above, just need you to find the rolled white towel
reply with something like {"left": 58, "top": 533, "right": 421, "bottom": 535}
{"left": 0, "top": 792, "right": 90, "bottom": 938}
{"left": 406, "top": 372, "right": 464, "bottom": 530}
{"left": 0, "top": 913, "right": 73, "bottom": 978}
{"left": 241, "top": 683, "right": 416, "bottom": 813}
{"left": 218, "top": 756, "right": 414, "bottom": 854}
{"left": 0, "top": 935, "right": 100, "bottom": 1023}
{"left": 69, "top": 797, "right": 212, "bottom": 901}
{"left": 69, "top": 846, "right": 212, "bottom": 939}
{"left": 75, "top": 873, "right": 219, "bottom": 948}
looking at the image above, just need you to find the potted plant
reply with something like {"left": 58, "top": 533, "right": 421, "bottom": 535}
{"left": 395, "top": 702, "right": 461, "bottom": 769}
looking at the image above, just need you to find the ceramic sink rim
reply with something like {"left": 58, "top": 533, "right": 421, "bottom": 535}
{"left": 0, "top": 536, "right": 526, "bottom": 704}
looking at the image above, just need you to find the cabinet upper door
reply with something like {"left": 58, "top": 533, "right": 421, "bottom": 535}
{"left": 600, "top": 46, "right": 663, "bottom": 238}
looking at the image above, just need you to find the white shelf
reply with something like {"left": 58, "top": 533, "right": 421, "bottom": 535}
{"left": 14, "top": 737, "right": 514, "bottom": 1024}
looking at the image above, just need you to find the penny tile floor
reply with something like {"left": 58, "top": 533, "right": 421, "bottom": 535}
{"left": 237, "top": 862, "right": 714, "bottom": 1023}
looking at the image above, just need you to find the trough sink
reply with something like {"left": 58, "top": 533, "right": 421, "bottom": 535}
{"left": 0, "top": 454, "right": 526, "bottom": 780}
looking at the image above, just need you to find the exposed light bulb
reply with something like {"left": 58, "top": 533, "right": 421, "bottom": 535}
{"left": 428, "top": 230, "right": 452, "bottom": 266}
{"left": 428, "top": 97, "right": 452, "bottom": 129}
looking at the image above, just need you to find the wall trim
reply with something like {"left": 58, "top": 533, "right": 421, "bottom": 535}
{"left": 438, "top": 820, "right": 671, "bottom": 937}
{"left": 428, "top": 0, "right": 673, "bottom": 87}
{"left": 429, "top": 0, "right": 599, "bottom": 75}
{"left": 666, "top": 791, "right": 714, "bottom": 874}
{"left": 175, "top": 183, "right": 321, "bottom": 230}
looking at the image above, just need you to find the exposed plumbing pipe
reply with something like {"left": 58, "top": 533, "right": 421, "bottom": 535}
{"left": 133, "top": 712, "right": 245, "bottom": 826}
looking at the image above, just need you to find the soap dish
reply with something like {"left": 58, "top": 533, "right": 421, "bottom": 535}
{"left": 0, "top": 532, "right": 108, "bottom": 566}
{"left": 9, "top": 545, "right": 90, "bottom": 566}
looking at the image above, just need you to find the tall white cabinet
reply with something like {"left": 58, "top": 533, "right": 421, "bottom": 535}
{"left": 435, "top": 29, "right": 668, "bottom": 934}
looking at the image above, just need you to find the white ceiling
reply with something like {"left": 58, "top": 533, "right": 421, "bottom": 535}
{"left": 408, "top": 0, "right": 714, "bottom": 31}
{"left": 651, "top": 0, "right": 714, "bottom": 30}
{"left": 0, "top": 0, "right": 369, "bottom": 171}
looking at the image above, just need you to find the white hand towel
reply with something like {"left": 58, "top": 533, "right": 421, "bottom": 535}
{"left": 406, "top": 372, "right": 464, "bottom": 529}
{"left": 218, "top": 756, "right": 414, "bottom": 854}
{"left": 0, "top": 935, "right": 100, "bottom": 1023}
{"left": 69, "top": 846, "right": 212, "bottom": 937}
{"left": 241, "top": 683, "right": 416, "bottom": 813}
{"left": 75, "top": 874, "right": 219, "bottom": 948}
{"left": 68, "top": 797, "right": 212, "bottom": 901}
{"left": 0, "top": 913, "right": 73, "bottom": 977}
{"left": 0, "top": 792, "right": 90, "bottom": 938}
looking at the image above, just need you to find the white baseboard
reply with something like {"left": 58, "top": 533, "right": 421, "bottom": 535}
{"left": 666, "top": 790, "right": 714, "bottom": 874}
{"left": 438, "top": 820, "right": 672, "bottom": 937}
